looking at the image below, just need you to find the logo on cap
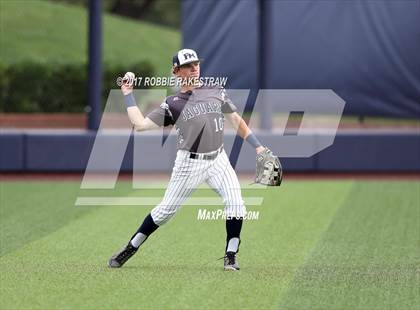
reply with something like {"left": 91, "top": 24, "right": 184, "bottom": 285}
{"left": 183, "top": 52, "right": 196, "bottom": 60}
{"left": 173, "top": 48, "right": 200, "bottom": 67}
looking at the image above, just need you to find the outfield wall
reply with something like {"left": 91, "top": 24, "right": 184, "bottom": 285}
{"left": 182, "top": 0, "right": 420, "bottom": 118}
{"left": 1, "top": 130, "right": 419, "bottom": 172}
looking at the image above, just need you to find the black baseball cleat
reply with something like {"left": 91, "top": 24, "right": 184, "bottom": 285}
{"left": 108, "top": 243, "right": 138, "bottom": 268}
{"left": 223, "top": 251, "right": 240, "bottom": 271}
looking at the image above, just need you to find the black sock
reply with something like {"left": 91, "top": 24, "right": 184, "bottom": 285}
{"left": 129, "top": 213, "right": 159, "bottom": 247}
{"left": 138, "top": 213, "right": 159, "bottom": 236}
{"left": 225, "top": 217, "right": 243, "bottom": 253}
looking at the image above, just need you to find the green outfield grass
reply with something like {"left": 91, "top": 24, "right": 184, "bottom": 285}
{"left": 0, "top": 179, "right": 419, "bottom": 309}
{"left": 0, "top": 0, "right": 180, "bottom": 77}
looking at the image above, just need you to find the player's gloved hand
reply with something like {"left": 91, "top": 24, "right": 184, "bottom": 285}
{"left": 255, "top": 147, "right": 283, "bottom": 186}
{"left": 121, "top": 72, "right": 135, "bottom": 95}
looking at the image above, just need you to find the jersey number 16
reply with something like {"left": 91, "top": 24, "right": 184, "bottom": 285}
{"left": 214, "top": 117, "right": 224, "bottom": 132}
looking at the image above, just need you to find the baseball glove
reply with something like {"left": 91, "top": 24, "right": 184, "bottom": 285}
{"left": 255, "top": 148, "right": 283, "bottom": 186}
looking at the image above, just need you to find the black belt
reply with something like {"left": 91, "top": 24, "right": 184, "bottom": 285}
{"left": 189, "top": 147, "right": 223, "bottom": 160}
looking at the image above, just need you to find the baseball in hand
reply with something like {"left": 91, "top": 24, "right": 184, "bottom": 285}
{"left": 123, "top": 72, "right": 135, "bottom": 84}
{"left": 121, "top": 72, "right": 135, "bottom": 95}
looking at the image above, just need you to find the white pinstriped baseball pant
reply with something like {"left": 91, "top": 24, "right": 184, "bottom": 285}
{"left": 150, "top": 148, "right": 246, "bottom": 225}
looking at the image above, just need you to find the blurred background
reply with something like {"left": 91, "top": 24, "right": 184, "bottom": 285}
{"left": 0, "top": 0, "right": 419, "bottom": 173}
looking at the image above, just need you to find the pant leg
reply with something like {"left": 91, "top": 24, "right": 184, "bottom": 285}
{"left": 151, "top": 150, "right": 210, "bottom": 225}
{"left": 206, "top": 150, "right": 246, "bottom": 218}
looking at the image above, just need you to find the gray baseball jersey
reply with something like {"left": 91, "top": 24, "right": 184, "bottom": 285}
{"left": 147, "top": 85, "right": 237, "bottom": 153}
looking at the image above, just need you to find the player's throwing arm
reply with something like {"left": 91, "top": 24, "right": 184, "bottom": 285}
{"left": 121, "top": 72, "right": 159, "bottom": 131}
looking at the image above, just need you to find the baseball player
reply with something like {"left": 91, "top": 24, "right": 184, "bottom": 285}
{"left": 109, "top": 49, "right": 266, "bottom": 271}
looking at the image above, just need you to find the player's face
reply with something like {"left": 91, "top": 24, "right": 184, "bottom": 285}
{"left": 175, "top": 61, "right": 200, "bottom": 79}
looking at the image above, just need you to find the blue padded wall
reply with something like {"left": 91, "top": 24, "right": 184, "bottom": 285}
{"left": 0, "top": 133, "right": 24, "bottom": 171}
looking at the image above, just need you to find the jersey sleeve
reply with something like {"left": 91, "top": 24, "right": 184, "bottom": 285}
{"left": 146, "top": 101, "right": 175, "bottom": 127}
{"left": 219, "top": 87, "right": 237, "bottom": 113}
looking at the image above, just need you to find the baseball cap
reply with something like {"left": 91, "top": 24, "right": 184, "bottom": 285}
{"left": 172, "top": 48, "right": 202, "bottom": 68}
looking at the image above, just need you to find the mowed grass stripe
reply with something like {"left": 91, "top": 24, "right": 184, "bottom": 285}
{"left": 0, "top": 181, "right": 92, "bottom": 256}
{"left": 0, "top": 180, "right": 139, "bottom": 256}
{"left": 0, "top": 180, "right": 353, "bottom": 309}
{"left": 278, "top": 181, "right": 420, "bottom": 310}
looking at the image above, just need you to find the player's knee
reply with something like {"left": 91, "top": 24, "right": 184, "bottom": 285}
{"left": 150, "top": 203, "right": 180, "bottom": 226}
{"left": 152, "top": 212, "right": 176, "bottom": 226}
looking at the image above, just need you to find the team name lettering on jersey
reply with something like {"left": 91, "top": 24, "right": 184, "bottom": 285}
{"left": 181, "top": 102, "right": 222, "bottom": 121}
